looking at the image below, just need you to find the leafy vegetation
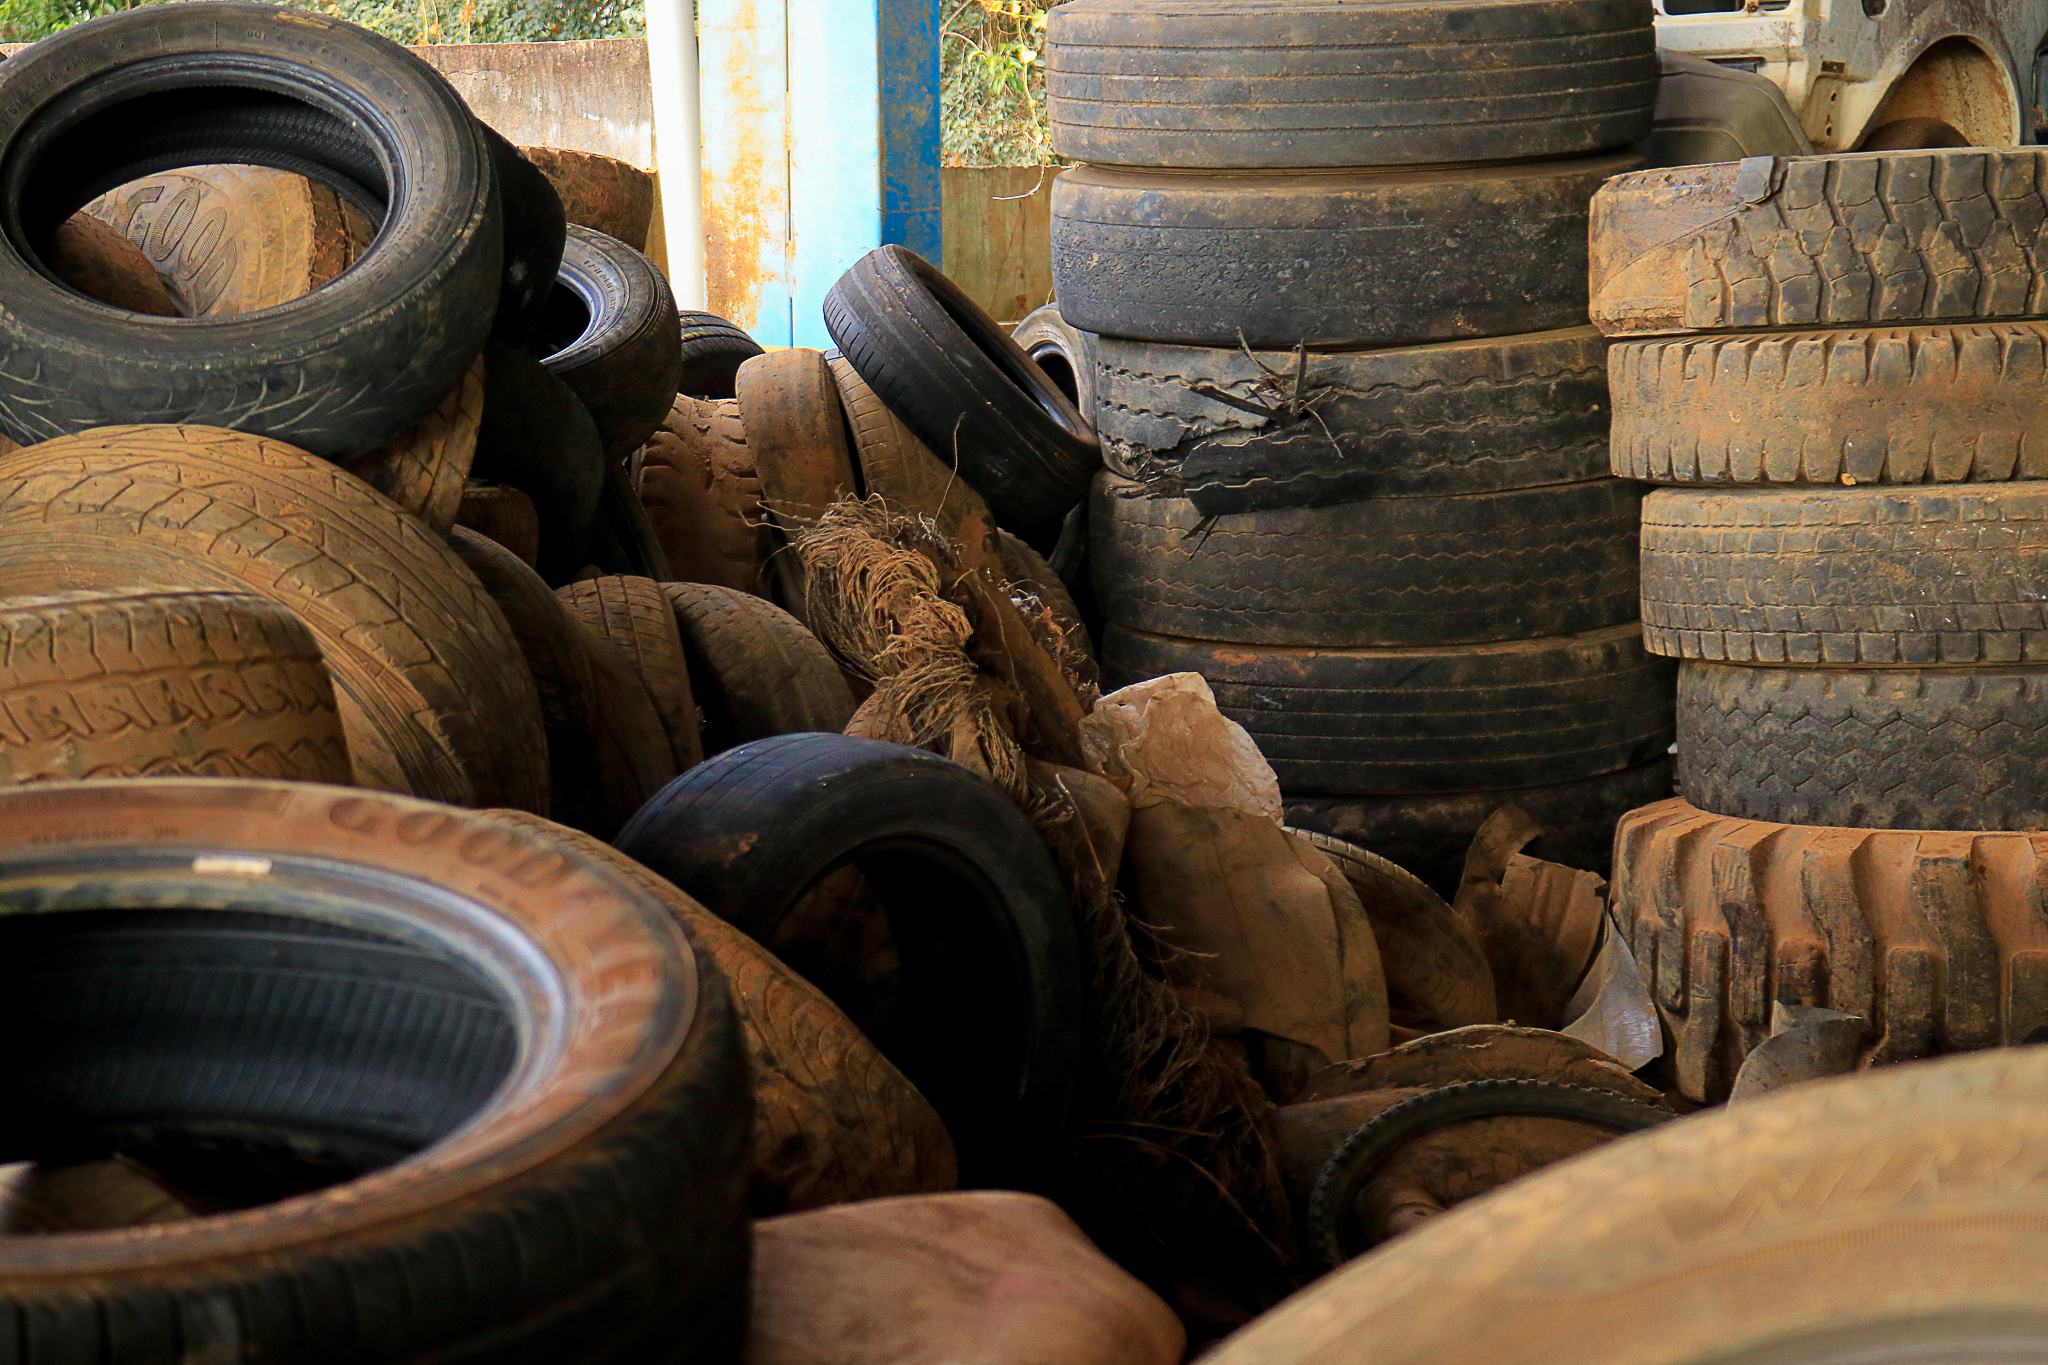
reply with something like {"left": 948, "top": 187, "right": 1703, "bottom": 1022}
{"left": 0, "top": 0, "right": 641, "bottom": 46}
{"left": 941, "top": 0, "right": 1061, "bottom": 166}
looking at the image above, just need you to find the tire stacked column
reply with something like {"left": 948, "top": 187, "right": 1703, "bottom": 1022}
{"left": 1047, "top": 0, "right": 1672, "bottom": 888}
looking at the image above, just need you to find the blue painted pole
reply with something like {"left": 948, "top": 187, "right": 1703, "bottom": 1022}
{"left": 880, "top": 0, "right": 943, "bottom": 265}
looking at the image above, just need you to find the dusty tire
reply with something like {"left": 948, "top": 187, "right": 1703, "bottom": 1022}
{"left": 0, "top": 778, "right": 750, "bottom": 1363}
{"left": 1612, "top": 796, "right": 2048, "bottom": 1103}
{"left": 1589, "top": 149, "right": 2048, "bottom": 336}
{"left": 614, "top": 732, "right": 1081, "bottom": 1187}
{"left": 1046, "top": 0, "right": 1657, "bottom": 169}
{"left": 1052, "top": 156, "right": 1635, "bottom": 350}
{"left": 677, "top": 310, "right": 765, "bottom": 399}
{"left": 0, "top": 426, "right": 546, "bottom": 809}
{"left": 535, "top": 224, "right": 683, "bottom": 462}
{"left": 1639, "top": 484, "right": 2048, "bottom": 665}
{"left": 0, "top": 588, "right": 351, "bottom": 786}
{"left": 736, "top": 348, "right": 860, "bottom": 523}
{"left": 454, "top": 479, "right": 542, "bottom": 567}
{"left": 48, "top": 212, "right": 178, "bottom": 315}
{"left": 1011, "top": 303, "right": 1096, "bottom": 417}
{"left": 1104, "top": 622, "right": 1676, "bottom": 794}
{"left": 1284, "top": 759, "right": 1676, "bottom": 897}
{"left": 471, "top": 338, "right": 606, "bottom": 584}
{"left": 823, "top": 245, "right": 1099, "bottom": 549}
{"left": 0, "top": 5, "right": 500, "bottom": 455}
{"left": 519, "top": 145, "right": 654, "bottom": 252}
{"left": 559, "top": 576, "right": 704, "bottom": 774}
{"left": 1609, "top": 322, "right": 2048, "bottom": 485}
{"left": 343, "top": 351, "right": 485, "bottom": 535}
{"left": 997, "top": 529, "right": 1098, "bottom": 692}
{"left": 1094, "top": 328, "right": 1612, "bottom": 514}
{"left": 661, "top": 582, "right": 855, "bottom": 756}
{"left": 574, "top": 611, "right": 683, "bottom": 840}
{"left": 634, "top": 396, "right": 770, "bottom": 594}
{"left": 1676, "top": 661, "right": 2048, "bottom": 830}
{"left": 1091, "top": 471, "right": 1643, "bottom": 648}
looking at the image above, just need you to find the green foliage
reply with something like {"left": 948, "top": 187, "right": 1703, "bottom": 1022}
{"left": 0, "top": 0, "right": 642, "bottom": 47}
{"left": 941, "top": 0, "right": 1060, "bottom": 167}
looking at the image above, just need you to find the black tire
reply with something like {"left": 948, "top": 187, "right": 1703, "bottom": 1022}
{"left": 1103, "top": 622, "right": 1676, "bottom": 794}
{"left": 470, "top": 338, "right": 605, "bottom": 585}
{"left": 1307, "top": 1080, "right": 1674, "bottom": 1267}
{"left": 590, "top": 447, "right": 676, "bottom": 581}
{"left": 1285, "top": 759, "right": 1677, "bottom": 899}
{"left": 0, "top": 779, "right": 750, "bottom": 1363}
{"left": 535, "top": 223, "right": 684, "bottom": 462}
{"left": 661, "top": 582, "right": 856, "bottom": 756}
{"left": 1011, "top": 303, "right": 1096, "bottom": 417}
{"left": 1091, "top": 471, "right": 1643, "bottom": 648}
{"left": 483, "top": 123, "right": 567, "bottom": 347}
{"left": 1678, "top": 661, "right": 2048, "bottom": 831}
{"left": 1640, "top": 485, "right": 2048, "bottom": 666}
{"left": 0, "top": 4, "right": 500, "bottom": 457}
{"left": 614, "top": 732, "right": 1080, "bottom": 1187}
{"left": 1046, "top": 0, "right": 1658, "bottom": 169}
{"left": 1052, "top": 155, "right": 1636, "bottom": 350}
{"left": 1095, "top": 328, "right": 1613, "bottom": 513}
{"left": 1634, "top": 48, "right": 1812, "bottom": 170}
{"left": 823, "top": 245, "right": 1100, "bottom": 549}
{"left": 676, "top": 310, "right": 763, "bottom": 399}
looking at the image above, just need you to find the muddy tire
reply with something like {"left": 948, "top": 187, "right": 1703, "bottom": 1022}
{"left": 615, "top": 732, "right": 1081, "bottom": 1187}
{"left": 634, "top": 396, "right": 769, "bottom": 594}
{"left": 1640, "top": 484, "right": 2048, "bottom": 665}
{"left": 48, "top": 212, "right": 178, "bottom": 315}
{"left": 1091, "top": 471, "right": 1642, "bottom": 647}
{"left": 454, "top": 480, "right": 542, "bottom": 567}
{"left": 736, "top": 348, "right": 860, "bottom": 524}
{"left": 471, "top": 339, "right": 606, "bottom": 584}
{"left": 575, "top": 612, "right": 682, "bottom": 840}
{"left": 536, "top": 224, "right": 683, "bottom": 461}
{"left": 343, "top": 352, "right": 485, "bottom": 535}
{"left": 1045, "top": 0, "right": 1656, "bottom": 169}
{"left": 677, "top": 310, "right": 764, "bottom": 399}
{"left": 0, "top": 588, "right": 351, "bottom": 786}
{"left": 1052, "top": 156, "right": 1635, "bottom": 350}
{"left": 1106, "top": 622, "right": 1675, "bottom": 794}
{"left": 0, "top": 426, "right": 546, "bottom": 809}
{"left": 662, "top": 582, "right": 855, "bottom": 756}
{"left": 559, "top": 576, "right": 703, "bottom": 774}
{"left": 519, "top": 145, "right": 654, "bottom": 252}
{"left": 0, "top": 779, "right": 750, "bottom": 1363}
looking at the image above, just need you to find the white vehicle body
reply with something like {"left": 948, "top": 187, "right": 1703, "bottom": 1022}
{"left": 1655, "top": 0, "right": 2048, "bottom": 149}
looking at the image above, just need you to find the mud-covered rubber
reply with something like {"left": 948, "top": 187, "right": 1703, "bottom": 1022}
{"left": 824, "top": 245, "right": 1099, "bottom": 549}
{"left": 470, "top": 338, "right": 606, "bottom": 584}
{"left": 534, "top": 223, "right": 683, "bottom": 461}
{"left": 1091, "top": 471, "right": 1643, "bottom": 647}
{"left": 1052, "top": 155, "right": 1636, "bottom": 350}
{"left": 559, "top": 575, "right": 703, "bottom": 774}
{"left": 1105, "top": 622, "right": 1675, "bottom": 794}
{"left": 1609, "top": 322, "right": 2048, "bottom": 486}
{"left": 1094, "top": 328, "right": 1612, "bottom": 513}
{"left": 454, "top": 479, "right": 542, "bottom": 567}
{"left": 614, "top": 732, "right": 1080, "bottom": 1187}
{"left": 0, "top": 588, "right": 351, "bottom": 785}
{"left": 1639, "top": 484, "right": 2048, "bottom": 665}
{"left": 676, "top": 310, "right": 764, "bottom": 398}
{"left": 0, "top": 4, "right": 501, "bottom": 456}
{"left": 0, "top": 425, "right": 547, "bottom": 809}
{"left": 1677, "top": 661, "right": 2048, "bottom": 830}
{"left": 0, "top": 778, "right": 750, "bottom": 1364}
{"left": 1046, "top": 0, "right": 1657, "bottom": 169}
{"left": 343, "top": 351, "right": 484, "bottom": 536}
{"left": 661, "top": 582, "right": 855, "bottom": 756}
{"left": 519, "top": 145, "right": 654, "bottom": 252}
{"left": 572, "top": 608, "right": 682, "bottom": 840}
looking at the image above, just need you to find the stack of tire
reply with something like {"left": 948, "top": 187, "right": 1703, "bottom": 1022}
{"left": 1044, "top": 0, "right": 1678, "bottom": 889}
{"left": 1594, "top": 146, "right": 2048, "bottom": 1104}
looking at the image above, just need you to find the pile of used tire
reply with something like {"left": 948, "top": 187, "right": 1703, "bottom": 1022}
{"left": 1040, "top": 0, "right": 1680, "bottom": 891}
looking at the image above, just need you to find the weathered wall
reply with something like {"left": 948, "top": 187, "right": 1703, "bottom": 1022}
{"left": 412, "top": 38, "right": 655, "bottom": 168}
{"left": 942, "top": 166, "right": 1054, "bottom": 324}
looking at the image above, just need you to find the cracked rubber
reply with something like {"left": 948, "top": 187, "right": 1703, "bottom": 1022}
{"left": 558, "top": 576, "right": 703, "bottom": 775}
{"left": 1103, "top": 622, "right": 1676, "bottom": 794}
{"left": 1677, "top": 661, "right": 2048, "bottom": 830}
{"left": 1046, "top": 0, "right": 1657, "bottom": 169}
{"left": 0, "top": 588, "right": 351, "bottom": 786}
{"left": 1590, "top": 149, "right": 2048, "bottom": 337}
{"left": 1640, "top": 484, "right": 2048, "bottom": 665}
{"left": 1052, "top": 155, "right": 1636, "bottom": 350}
{"left": 1611, "top": 796, "right": 2048, "bottom": 1103}
{"left": 661, "top": 582, "right": 855, "bottom": 756}
{"left": 1610, "top": 322, "right": 2048, "bottom": 485}
{"left": 1091, "top": 470, "right": 1643, "bottom": 647}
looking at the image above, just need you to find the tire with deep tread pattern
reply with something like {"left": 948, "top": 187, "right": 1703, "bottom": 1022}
{"left": 661, "top": 582, "right": 855, "bottom": 756}
{"left": 0, "top": 588, "right": 351, "bottom": 786}
{"left": 0, "top": 425, "right": 547, "bottom": 810}
{"left": 0, "top": 778, "right": 750, "bottom": 1364}
{"left": 677, "top": 310, "right": 764, "bottom": 399}
{"left": 558, "top": 576, "right": 703, "bottom": 774}
{"left": 1091, "top": 471, "right": 1643, "bottom": 647}
{"left": 534, "top": 224, "right": 683, "bottom": 461}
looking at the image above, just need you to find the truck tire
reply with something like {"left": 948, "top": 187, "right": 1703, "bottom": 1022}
{"left": 1103, "top": 622, "right": 1676, "bottom": 794}
{"left": 661, "top": 582, "right": 855, "bottom": 755}
{"left": 0, "top": 426, "right": 546, "bottom": 810}
{"left": 1052, "top": 155, "right": 1636, "bottom": 350}
{"left": 0, "top": 5, "right": 500, "bottom": 456}
{"left": 0, "top": 779, "right": 750, "bottom": 1364}
{"left": 559, "top": 576, "right": 703, "bottom": 774}
{"left": 1046, "top": 0, "right": 1657, "bottom": 169}
{"left": 535, "top": 224, "right": 683, "bottom": 461}
{"left": 1091, "top": 471, "right": 1642, "bottom": 647}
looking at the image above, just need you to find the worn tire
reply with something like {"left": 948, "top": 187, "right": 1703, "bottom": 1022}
{"left": 824, "top": 245, "right": 1099, "bottom": 549}
{"left": 574, "top": 610, "right": 682, "bottom": 841}
{"left": 736, "top": 348, "right": 860, "bottom": 524}
{"left": 0, "top": 778, "right": 750, "bottom": 1363}
{"left": 1676, "top": 661, "right": 2048, "bottom": 830}
{"left": 483, "top": 125, "right": 567, "bottom": 347}
{"left": 1046, "top": 0, "right": 1656, "bottom": 169}
{"left": 1106, "top": 622, "right": 1674, "bottom": 794}
{"left": 614, "top": 732, "right": 1081, "bottom": 1187}
{"left": 1052, "top": 156, "right": 1635, "bottom": 350}
{"left": 455, "top": 479, "right": 542, "bottom": 567}
{"left": 0, "top": 588, "right": 351, "bottom": 786}
{"left": 1011, "top": 303, "right": 1096, "bottom": 417}
{"left": 1612, "top": 797, "right": 2048, "bottom": 1103}
{"left": 471, "top": 338, "right": 606, "bottom": 584}
{"left": 519, "top": 145, "right": 654, "bottom": 252}
{"left": 1091, "top": 471, "right": 1642, "bottom": 648}
{"left": 1094, "top": 328, "right": 1611, "bottom": 514}
{"left": 661, "top": 582, "right": 855, "bottom": 756}
{"left": 677, "top": 310, "right": 765, "bottom": 399}
{"left": 536, "top": 224, "right": 683, "bottom": 461}
{"left": 0, "top": 426, "right": 546, "bottom": 809}
{"left": 559, "top": 576, "right": 703, "bottom": 774}
{"left": 0, "top": 5, "right": 501, "bottom": 455}
{"left": 343, "top": 351, "right": 485, "bottom": 535}
{"left": 1590, "top": 149, "right": 2048, "bottom": 336}
{"left": 1640, "top": 484, "right": 2048, "bottom": 665}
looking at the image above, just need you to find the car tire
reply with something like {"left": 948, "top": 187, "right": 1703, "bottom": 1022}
{"left": 661, "top": 582, "right": 855, "bottom": 756}
{"left": 559, "top": 575, "right": 703, "bottom": 775}
{"left": 677, "top": 309, "right": 765, "bottom": 399}
{"left": 535, "top": 224, "right": 683, "bottom": 462}
{"left": 470, "top": 338, "right": 606, "bottom": 585}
